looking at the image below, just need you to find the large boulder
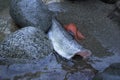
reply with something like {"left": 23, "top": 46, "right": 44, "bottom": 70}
{"left": 10, "top": 0, "right": 53, "bottom": 32}
{"left": 0, "top": 26, "right": 53, "bottom": 59}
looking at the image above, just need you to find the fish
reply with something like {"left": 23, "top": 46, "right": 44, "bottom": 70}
{"left": 64, "top": 23, "right": 85, "bottom": 41}
{"left": 48, "top": 18, "right": 92, "bottom": 59}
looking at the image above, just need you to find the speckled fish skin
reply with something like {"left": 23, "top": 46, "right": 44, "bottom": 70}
{"left": 48, "top": 18, "right": 92, "bottom": 59}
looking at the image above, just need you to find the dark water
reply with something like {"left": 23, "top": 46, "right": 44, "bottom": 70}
{"left": 0, "top": 0, "right": 11, "bottom": 11}
{"left": 0, "top": 0, "right": 120, "bottom": 80}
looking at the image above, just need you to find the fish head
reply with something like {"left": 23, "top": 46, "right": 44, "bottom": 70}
{"left": 76, "top": 49, "right": 92, "bottom": 59}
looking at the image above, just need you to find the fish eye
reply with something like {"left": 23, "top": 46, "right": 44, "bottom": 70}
{"left": 67, "top": 30, "right": 75, "bottom": 39}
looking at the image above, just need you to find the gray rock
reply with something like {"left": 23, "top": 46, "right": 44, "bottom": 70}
{"left": 67, "top": 70, "right": 94, "bottom": 80}
{"left": 47, "top": 2, "right": 67, "bottom": 13}
{"left": 93, "top": 63, "right": 120, "bottom": 80}
{"left": 0, "top": 53, "right": 95, "bottom": 80}
{"left": 10, "top": 0, "right": 53, "bottom": 32}
{"left": 0, "top": 26, "right": 53, "bottom": 59}
{"left": 108, "top": 0, "right": 120, "bottom": 24}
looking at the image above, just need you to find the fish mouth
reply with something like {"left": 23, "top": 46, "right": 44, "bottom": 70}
{"left": 76, "top": 49, "right": 92, "bottom": 59}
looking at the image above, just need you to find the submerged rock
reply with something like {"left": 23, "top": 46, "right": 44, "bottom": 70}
{"left": 0, "top": 53, "right": 95, "bottom": 80}
{"left": 0, "top": 26, "right": 53, "bottom": 59}
{"left": 10, "top": 0, "right": 53, "bottom": 32}
{"left": 93, "top": 63, "right": 120, "bottom": 80}
{"left": 108, "top": 1, "right": 120, "bottom": 24}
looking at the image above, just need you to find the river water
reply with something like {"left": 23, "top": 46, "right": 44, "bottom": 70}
{"left": 0, "top": 0, "right": 120, "bottom": 80}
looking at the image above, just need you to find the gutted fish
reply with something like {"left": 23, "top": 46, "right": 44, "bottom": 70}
{"left": 48, "top": 18, "right": 92, "bottom": 59}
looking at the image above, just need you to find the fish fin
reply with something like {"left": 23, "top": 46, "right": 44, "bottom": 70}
{"left": 76, "top": 30, "right": 85, "bottom": 40}
{"left": 64, "top": 23, "right": 85, "bottom": 41}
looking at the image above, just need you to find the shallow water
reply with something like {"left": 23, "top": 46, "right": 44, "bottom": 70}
{"left": 56, "top": 0, "right": 120, "bottom": 72}
{"left": 0, "top": 0, "right": 120, "bottom": 80}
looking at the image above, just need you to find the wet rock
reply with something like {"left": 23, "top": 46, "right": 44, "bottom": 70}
{"left": 93, "top": 63, "right": 120, "bottom": 80}
{"left": 42, "top": 0, "right": 64, "bottom": 4}
{"left": 39, "top": 69, "right": 94, "bottom": 80}
{"left": 108, "top": 0, "right": 120, "bottom": 25}
{"left": 66, "top": 70, "right": 94, "bottom": 80}
{"left": 10, "top": 0, "right": 53, "bottom": 32}
{"left": 0, "top": 26, "right": 53, "bottom": 59}
{"left": 47, "top": 2, "right": 67, "bottom": 13}
{"left": 0, "top": 53, "right": 95, "bottom": 80}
